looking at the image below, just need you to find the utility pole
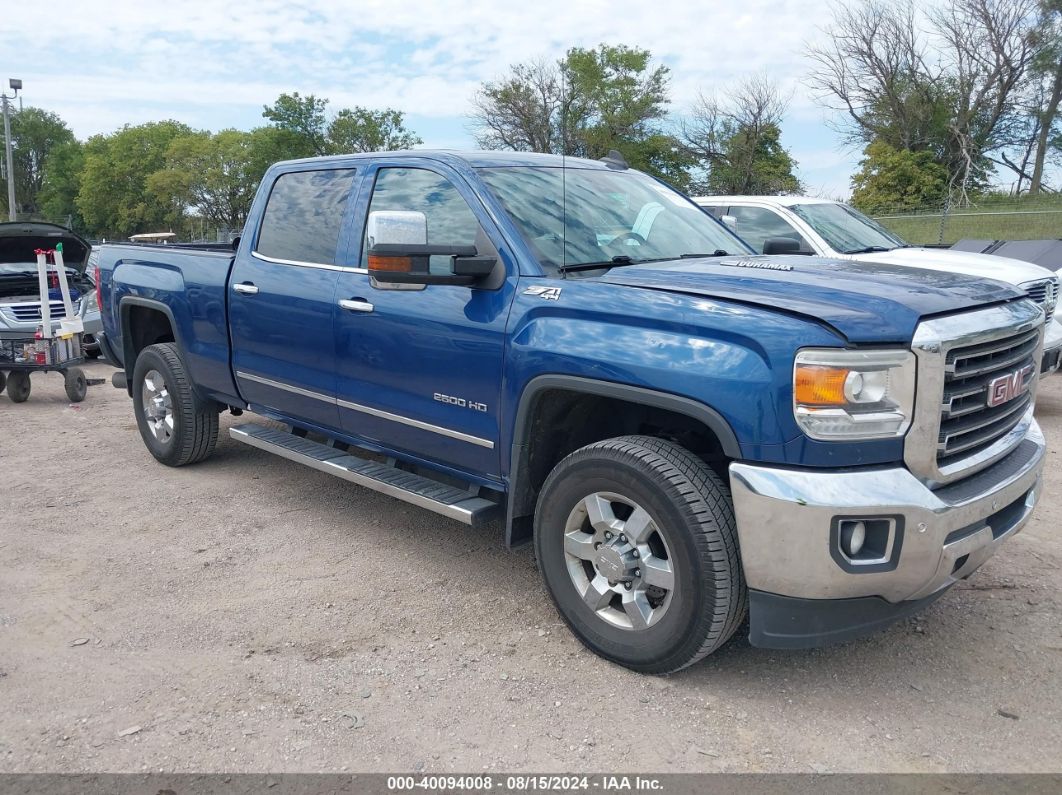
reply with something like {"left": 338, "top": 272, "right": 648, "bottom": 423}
{"left": 2, "top": 78, "right": 22, "bottom": 221}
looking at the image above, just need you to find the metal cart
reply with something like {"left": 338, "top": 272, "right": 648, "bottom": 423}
{"left": 0, "top": 245, "right": 89, "bottom": 403}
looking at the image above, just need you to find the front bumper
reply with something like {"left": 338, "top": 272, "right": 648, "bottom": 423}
{"left": 1041, "top": 317, "right": 1062, "bottom": 376}
{"left": 0, "top": 306, "right": 102, "bottom": 340}
{"left": 730, "top": 420, "right": 1044, "bottom": 648}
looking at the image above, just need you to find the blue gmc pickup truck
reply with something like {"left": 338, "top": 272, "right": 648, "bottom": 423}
{"left": 95, "top": 151, "right": 1046, "bottom": 673}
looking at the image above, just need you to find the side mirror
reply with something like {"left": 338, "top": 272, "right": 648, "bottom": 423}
{"left": 720, "top": 215, "right": 737, "bottom": 232}
{"left": 762, "top": 237, "right": 806, "bottom": 256}
{"left": 366, "top": 210, "right": 496, "bottom": 286}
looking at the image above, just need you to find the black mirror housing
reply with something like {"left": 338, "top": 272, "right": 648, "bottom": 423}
{"left": 762, "top": 237, "right": 807, "bottom": 256}
{"left": 368, "top": 243, "right": 496, "bottom": 286}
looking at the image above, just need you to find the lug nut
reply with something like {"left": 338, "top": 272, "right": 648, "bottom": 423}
{"left": 605, "top": 531, "right": 613, "bottom": 540}
{"left": 623, "top": 582, "right": 632, "bottom": 590}
{"left": 619, "top": 534, "right": 627, "bottom": 543}
{"left": 634, "top": 568, "right": 641, "bottom": 577}
{"left": 632, "top": 549, "right": 639, "bottom": 558}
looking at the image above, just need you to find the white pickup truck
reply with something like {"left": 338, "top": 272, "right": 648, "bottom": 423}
{"left": 694, "top": 196, "right": 1062, "bottom": 376}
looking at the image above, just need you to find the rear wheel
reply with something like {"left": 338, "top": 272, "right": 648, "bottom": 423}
{"left": 6, "top": 371, "right": 30, "bottom": 403}
{"left": 64, "top": 367, "right": 87, "bottom": 402}
{"left": 132, "top": 343, "right": 219, "bottom": 466}
{"left": 534, "top": 435, "right": 746, "bottom": 674}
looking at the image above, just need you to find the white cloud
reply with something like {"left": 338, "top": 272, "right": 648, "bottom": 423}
{"left": 2, "top": 0, "right": 855, "bottom": 188}
{"left": 5, "top": 0, "right": 839, "bottom": 125}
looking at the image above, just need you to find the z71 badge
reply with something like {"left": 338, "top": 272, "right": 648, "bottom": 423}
{"left": 523, "top": 285, "right": 562, "bottom": 300}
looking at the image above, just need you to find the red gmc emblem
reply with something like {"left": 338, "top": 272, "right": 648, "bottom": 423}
{"left": 986, "top": 364, "right": 1034, "bottom": 407}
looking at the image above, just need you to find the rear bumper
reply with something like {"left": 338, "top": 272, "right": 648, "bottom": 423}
{"left": 730, "top": 420, "right": 1044, "bottom": 647}
{"left": 96, "top": 330, "right": 123, "bottom": 370}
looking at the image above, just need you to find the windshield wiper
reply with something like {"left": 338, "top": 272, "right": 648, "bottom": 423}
{"left": 679, "top": 250, "right": 730, "bottom": 258}
{"left": 558, "top": 255, "right": 639, "bottom": 273}
{"left": 844, "top": 245, "right": 895, "bottom": 254}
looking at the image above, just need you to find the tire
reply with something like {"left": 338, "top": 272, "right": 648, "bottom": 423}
{"left": 85, "top": 348, "right": 100, "bottom": 360}
{"left": 534, "top": 435, "right": 746, "bottom": 674}
{"left": 132, "top": 342, "right": 219, "bottom": 466}
{"left": 64, "top": 367, "right": 88, "bottom": 402}
{"left": 0, "top": 371, "right": 6, "bottom": 395}
{"left": 6, "top": 370, "right": 30, "bottom": 403}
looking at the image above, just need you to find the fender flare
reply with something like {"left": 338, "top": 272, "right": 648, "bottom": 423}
{"left": 504, "top": 374, "right": 741, "bottom": 546}
{"left": 118, "top": 296, "right": 184, "bottom": 395}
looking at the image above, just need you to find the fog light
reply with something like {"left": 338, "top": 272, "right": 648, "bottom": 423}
{"left": 841, "top": 520, "right": 866, "bottom": 557}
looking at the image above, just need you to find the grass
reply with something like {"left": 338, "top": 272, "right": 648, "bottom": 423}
{"left": 872, "top": 196, "right": 1062, "bottom": 245}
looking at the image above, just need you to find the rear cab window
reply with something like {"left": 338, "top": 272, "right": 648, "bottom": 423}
{"left": 255, "top": 169, "right": 357, "bottom": 265}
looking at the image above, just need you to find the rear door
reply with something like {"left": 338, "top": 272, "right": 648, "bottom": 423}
{"left": 229, "top": 167, "right": 357, "bottom": 431}
{"left": 332, "top": 163, "right": 517, "bottom": 480}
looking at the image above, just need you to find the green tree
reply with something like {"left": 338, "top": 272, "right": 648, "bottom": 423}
{"left": 147, "top": 129, "right": 258, "bottom": 230}
{"left": 682, "top": 76, "right": 803, "bottom": 194}
{"left": 261, "top": 92, "right": 422, "bottom": 156}
{"left": 0, "top": 106, "right": 76, "bottom": 218}
{"left": 37, "top": 139, "right": 85, "bottom": 229}
{"left": 76, "top": 120, "right": 193, "bottom": 238}
{"left": 1028, "top": 0, "right": 1062, "bottom": 193}
{"left": 327, "top": 108, "right": 422, "bottom": 153}
{"left": 470, "top": 44, "right": 692, "bottom": 186}
{"left": 808, "top": 0, "right": 1041, "bottom": 201}
{"left": 703, "top": 124, "right": 802, "bottom": 195}
{"left": 850, "top": 141, "right": 951, "bottom": 213}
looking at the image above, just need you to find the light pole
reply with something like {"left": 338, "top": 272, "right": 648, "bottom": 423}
{"left": 2, "top": 78, "right": 21, "bottom": 221}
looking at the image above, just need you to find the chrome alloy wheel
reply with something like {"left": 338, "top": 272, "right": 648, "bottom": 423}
{"left": 563, "top": 492, "right": 675, "bottom": 630}
{"left": 141, "top": 369, "right": 174, "bottom": 443}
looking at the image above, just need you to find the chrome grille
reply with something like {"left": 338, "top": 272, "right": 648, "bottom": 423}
{"left": 0, "top": 301, "right": 75, "bottom": 323}
{"left": 1022, "top": 278, "right": 1058, "bottom": 324}
{"left": 938, "top": 328, "right": 1039, "bottom": 467}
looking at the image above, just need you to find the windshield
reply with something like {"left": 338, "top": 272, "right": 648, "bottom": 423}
{"left": 789, "top": 202, "right": 906, "bottom": 254}
{"left": 477, "top": 166, "right": 750, "bottom": 274}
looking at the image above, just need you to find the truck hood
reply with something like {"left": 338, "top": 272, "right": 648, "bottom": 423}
{"left": 849, "top": 247, "right": 1053, "bottom": 286}
{"left": 0, "top": 222, "right": 91, "bottom": 273}
{"left": 600, "top": 255, "right": 1023, "bottom": 343}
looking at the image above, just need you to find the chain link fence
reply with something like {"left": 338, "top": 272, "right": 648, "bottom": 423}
{"left": 870, "top": 197, "right": 1062, "bottom": 246}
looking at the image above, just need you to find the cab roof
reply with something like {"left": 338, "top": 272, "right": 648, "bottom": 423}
{"left": 693, "top": 195, "right": 839, "bottom": 207}
{"left": 273, "top": 150, "right": 616, "bottom": 170}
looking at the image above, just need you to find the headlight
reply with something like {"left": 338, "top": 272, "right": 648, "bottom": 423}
{"left": 793, "top": 349, "right": 915, "bottom": 440}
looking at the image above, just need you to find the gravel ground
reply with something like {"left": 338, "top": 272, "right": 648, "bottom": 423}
{"left": 1, "top": 359, "right": 1060, "bottom": 774}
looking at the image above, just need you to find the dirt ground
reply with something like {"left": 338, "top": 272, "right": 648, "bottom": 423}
{"left": 1, "top": 359, "right": 1060, "bottom": 774}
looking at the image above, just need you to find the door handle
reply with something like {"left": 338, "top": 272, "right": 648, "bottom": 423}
{"left": 233, "top": 282, "right": 259, "bottom": 295}
{"left": 338, "top": 298, "right": 374, "bottom": 313}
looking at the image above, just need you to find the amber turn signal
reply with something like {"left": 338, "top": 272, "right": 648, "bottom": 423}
{"left": 367, "top": 253, "right": 413, "bottom": 272}
{"left": 794, "top": 364, "right": 850, "bottom": 406}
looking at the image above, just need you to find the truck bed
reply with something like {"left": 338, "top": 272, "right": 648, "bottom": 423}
{"left": 97, "top": 243, "right": 239, "bottom": 406}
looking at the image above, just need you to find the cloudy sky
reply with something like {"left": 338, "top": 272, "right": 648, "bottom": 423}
{"left": 2, "top": 0, "right": 861, "bottom": 196}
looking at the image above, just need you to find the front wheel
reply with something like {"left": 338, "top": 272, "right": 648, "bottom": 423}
{"left": 534, "top": 435, "right": 746, "bottom": 674}
{"left": 132, "top": 342, "right": 219, "bottom": 466}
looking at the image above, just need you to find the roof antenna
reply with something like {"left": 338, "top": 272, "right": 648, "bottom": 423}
{"left": 601, "top": 149, "right": 628, "bottom": 170}
{"left": 560, "top": 65, "right": 568, "bottom": 279}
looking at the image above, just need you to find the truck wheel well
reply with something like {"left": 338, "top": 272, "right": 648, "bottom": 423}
{"left": 507, "top": 387, "right": 734, "bottom": 546}
{"left": 123, "top": 304, "right": 175, "bottom": 369}
{"left": 526, "top": 390, "right": 731, "bottom": 489}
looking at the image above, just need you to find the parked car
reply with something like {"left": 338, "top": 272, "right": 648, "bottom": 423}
{"left": 0, "top": 223, "right": 102, "bottom": 357}
{"left": 95, "top": 152, "right": 1045, "bottom": 673}
{"left": 694, "top": 196, "right": 1062, "bottom": 376}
